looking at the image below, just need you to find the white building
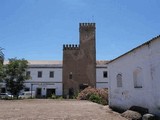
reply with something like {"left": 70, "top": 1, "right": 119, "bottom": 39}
{"left": 1, "top": 60, "right": 109, "bottom": 97}
{"left": 96, "top": 61, "right": 109, "bottom": 89}
{"left": 108, "top": 35, "right": 160, "bottom": 115}
{"left": 25, "top": 61, "right": 63, "bottom": 98}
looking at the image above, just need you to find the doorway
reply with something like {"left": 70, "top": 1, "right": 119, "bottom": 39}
{"left": 46, "top": 89, "right": 55, "bottom": 98}
{"left": 36, "top": 88, "right": 42, "bottom": 98}
{"left": 69, "top": 88, "right": 74, "bottom": 98}
{"left": 1, "top": 88, "right": 6, "bottom": 93}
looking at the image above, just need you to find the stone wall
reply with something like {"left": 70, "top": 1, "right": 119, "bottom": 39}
{"left": 63, "top": 23, "right": 96, "bottom": 97}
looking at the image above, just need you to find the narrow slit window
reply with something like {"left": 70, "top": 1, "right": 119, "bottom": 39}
{"left": 69, "top": 72, "right": 73, "bottom": 79}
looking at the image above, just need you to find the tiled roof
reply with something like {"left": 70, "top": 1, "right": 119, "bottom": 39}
{"left": 96, "top": 60, "right": 109, "bottom": 65}
{"left": 4, "top": 60, "right": 109, "bottom": 65}
{"left": 28, "top": 60, "right": 62, "bottom": 65}
{"left": 3, "top": 60, "right": 62, "bottom": 65}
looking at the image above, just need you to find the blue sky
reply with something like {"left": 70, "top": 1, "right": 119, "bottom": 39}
{"left": 0, "top": 0, "right": 160, "bottom": 60}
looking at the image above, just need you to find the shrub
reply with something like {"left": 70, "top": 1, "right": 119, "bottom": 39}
{"left": 50, "top": 94, "right": 56, "bottom": 99}
{"left": 56, "top": 96, "right": 64, "bottom": 99}
{"left": 77, "top": 87, "right": 108, "bottom": 105}
{"left": 89, "top": 94, "right": 102, "bottom": 104}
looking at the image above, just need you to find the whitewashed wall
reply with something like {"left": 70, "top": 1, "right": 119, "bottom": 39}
{"left": 108, "top": 37, "right": 160, "bottom": 115}
{"left": 24, "top": 82, "right": 62, "bottom": 96}
{"left": 27, "top": 67, "right": 62, "bottom": 82}
{"left": 25, "top": 65, "right": 63, "bottom": 96}
{"left": 96, "top": 65, "right": 109, "bottom": 89}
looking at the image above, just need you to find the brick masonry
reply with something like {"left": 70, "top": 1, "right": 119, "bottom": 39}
{"left": 63, "top": 23, "right": 96, "bottom": 97}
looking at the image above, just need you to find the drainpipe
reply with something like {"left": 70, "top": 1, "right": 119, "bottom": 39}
{"left": 31, "top": 84, "right": 33, "bottom": 98}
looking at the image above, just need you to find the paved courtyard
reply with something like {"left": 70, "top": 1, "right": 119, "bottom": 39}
{"left": 0, "top": 99, "right": 127, "bottom": 120}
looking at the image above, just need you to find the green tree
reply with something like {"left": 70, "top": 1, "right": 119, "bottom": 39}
{"left": 0, "top": 63, "right": 4, "bottom": 81}
{"left": 4, "top": 58, "right": 29, "bottom": 98}
{"left": 0, "top": 48, "right": 4, "bottom": 64}
{"left": 0, "top": 63, "right": 4, "bottom": 92}
{"left": 0, "top": 48, "right": 4, "bottom": 91}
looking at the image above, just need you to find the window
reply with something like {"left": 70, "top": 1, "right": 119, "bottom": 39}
{"left": 69, "top": 72, "right": 73, "bottom": 79}
{"left": 50, "top": 71, "right": 54, "bottom": 78}
{"left": 133, "top": 67, "right": 143, "bottom": 88}
{"left": 117, "top": 73, "right": 122, "bottom": 87}
{"left": 26, "top": 71, "right": 30, "bottom": 77}
{"left": 103, "top": 71, "right": 108, "bottom": 78}
{"left": 24, "top": 87, "right": 30, "bottom": 91}
{"left": 38, "top": 71, "right": 42, "bottom": 78}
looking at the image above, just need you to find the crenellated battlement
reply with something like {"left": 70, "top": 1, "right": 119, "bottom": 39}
{"left": 63, "top": 44, "right": 80, "bottom": 50}
{"left": 79, "top": 23, "right": 95, "bottom": 29}
{"left": 63, "top": 22, "right": 96, "bottom": 97}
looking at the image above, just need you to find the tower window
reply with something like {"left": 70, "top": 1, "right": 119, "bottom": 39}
{"left": 69, "top": 72, "right": 73, "bottom": 79}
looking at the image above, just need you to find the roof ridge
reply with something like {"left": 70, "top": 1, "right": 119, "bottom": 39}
{"left": 109, "top": 34, "right": 160, "bottom": 63}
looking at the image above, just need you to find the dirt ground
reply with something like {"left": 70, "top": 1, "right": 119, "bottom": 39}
{"left": 0, "top": 99, "right": 127, "bottom": 120}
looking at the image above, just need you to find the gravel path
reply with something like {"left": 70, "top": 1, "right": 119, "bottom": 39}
{"left": 0, "top": 99, "right": 127, "bottom": 120}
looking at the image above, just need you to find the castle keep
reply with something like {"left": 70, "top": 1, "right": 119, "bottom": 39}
{"left": 63, "top": 23, "right": 96, "bottom": 97}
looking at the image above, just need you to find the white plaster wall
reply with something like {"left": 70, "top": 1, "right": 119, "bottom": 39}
{"left": 26, "top": 67, "right": 62, "bottom": 96}
{"left": 24, "top": 82, "right": 62, "bottom": 96}
{"left": 96, "top": 83, "right": 108, "bottom": 89}
{"left": 109, "top": 37, "right": 160, "bottom": 115}
{"left": 27, "top": 68, "right": 62, "bottom": 82}
{"left": 96, "top": 65, "right": 109, "bottom": 89}
{"left": 148, "top": 38, "right": 160, "bottom": 114}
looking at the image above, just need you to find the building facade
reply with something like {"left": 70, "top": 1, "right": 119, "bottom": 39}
{"left": 108, "top": 35, "right": 160, "bottom": 115}
{"left": 63, "top": 23, "right": 96, "bottom": 97}
{"left": 1, "top": 23, "right": 109, "bottom": 98}
{"left": 96, "top": 61, "right": 109, "bottom": 89}
{"left": 1, "top": 60, "right": 108, "bottom": 97}
{"left": 25, "top": 61, "right": 63, "bottom": 98}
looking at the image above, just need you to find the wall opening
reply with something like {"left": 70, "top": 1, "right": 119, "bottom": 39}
{"left": 103, "top": 71, "right": 108, "bottom": 78}
{"left": 117, "top": 73, "right": 122, "bottom": 87}
{"left": 69, "top": 72, "right": 73, "bottom": 79}
{"left": 133, "top": 67, "right": 143, "bottom": 88}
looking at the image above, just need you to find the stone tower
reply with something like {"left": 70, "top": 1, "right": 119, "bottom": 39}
{"left": 63, "top": 23, "right": 96, "bottom": 97}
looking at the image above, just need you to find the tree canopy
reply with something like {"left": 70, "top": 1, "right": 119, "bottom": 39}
{"left": 0, "top": 48, "right": 4, "bottom": 82}
{"left": 0, "top": 63, "right": 4, "bottom": 82}
{"left": 0, "top": 48, "right": 4, "bottom": 64}
{"left": 3, "top": 58, "right": 29, "bottom": 97}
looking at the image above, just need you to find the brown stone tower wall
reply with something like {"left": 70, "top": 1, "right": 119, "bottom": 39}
{"left": 63, "top": 23, "right": 96, "bottom": 97}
